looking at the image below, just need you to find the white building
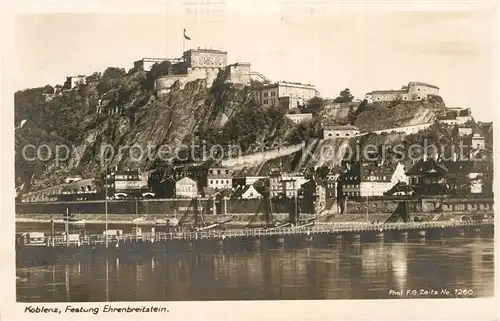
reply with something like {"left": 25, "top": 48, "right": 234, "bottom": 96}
{"left": 232, "top": 185, "right": 262, "bottom": 199}
{"left": 458, "top": 127, "right": 473, "bottom": 136}
{"left": 365, "top": 81, "right": 439, "bottom": 103}
{"left": 207, "top": 164, "right": 233, "bottom": 190}
{"left": 286, "top": 113, "right": 313, "bottom": 124}
{"left": 259, "top": 81, "right": 319, "bottom": 109}
{"left": 133, "top": 57, "right": 183, "bottom": 72}
{"left": 341, "top": 162, "right": 408, "bottom": 197}
{"left": 269, "top": 172, "right": 307, "bottom": 198}
{"left": 64, "top": 75, "right": 86, "bottom": 89}
{"left": 175, "top": 177, "right": 198, "bottom": 198}
{"left": 323, "top": 125, "right": 360, "bottom": 139}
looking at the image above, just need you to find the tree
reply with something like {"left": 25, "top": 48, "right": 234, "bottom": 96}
{"left": 142, "top": 61, "right": 172, "bottom": 91}
{"left": 43, "top": 85, "right": 54, "bottom": 94}
{"left": 102, "top": 67, "right": 126, "bottom": 80}
{"left": 333, "top": 88, "right": 354, "bottom": 103}
{"left": 97, "top": 81, "right": 112, "bottom": 95}
{"left": 117, "top": 87, "right": 131, "bottom": 105}
{"left": 86, "top": 72, "right": 101, "bottom": 83}
{"left": 315, "top": 166, "right": 330, "bottom": 180}
{"left": 302, "top": 96, "right": 325, "bottom": 115}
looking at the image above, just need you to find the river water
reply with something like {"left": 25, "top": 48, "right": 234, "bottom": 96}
{"left": 16, "top": 226, "right": 494, "bottom": 301}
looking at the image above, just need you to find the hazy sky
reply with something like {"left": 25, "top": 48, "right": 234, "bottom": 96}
{"left": 14, "top": 4, "right": 498, "bottom": 120}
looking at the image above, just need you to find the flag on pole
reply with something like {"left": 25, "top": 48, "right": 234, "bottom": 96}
{"left": 184, "top": 29, "right": 191, "bottom": 40}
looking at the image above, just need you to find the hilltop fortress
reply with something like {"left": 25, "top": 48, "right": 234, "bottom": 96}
{"left": 134, "top": 48, "right": 269, "bottom": 95}
{"left": 134, "top": 48, "right": 319, "bottom": 110}
{"left": 365, "top": 81, "right": 440, "bottom": 103}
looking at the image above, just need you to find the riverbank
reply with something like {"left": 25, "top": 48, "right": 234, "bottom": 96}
{"left": 16, "top": 211, "right": 491, "bottom": 226}
{"left": 15, "top": 213, "right": 391, "bottom": 227}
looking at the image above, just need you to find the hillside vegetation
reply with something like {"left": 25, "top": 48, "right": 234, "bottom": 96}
{"left": 15, "top": 68, "right": 302, "bottom": 192}
{"left": 354, "top": 95, "right": 447, "bottom": 132}
{"left": 16, "top": 66, "right": 474, "bottom": 195}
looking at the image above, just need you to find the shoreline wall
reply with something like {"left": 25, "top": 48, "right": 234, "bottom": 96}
{"left": 16, "top": 196, "right": 494, "bottom": 216}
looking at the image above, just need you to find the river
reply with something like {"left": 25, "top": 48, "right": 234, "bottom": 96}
{"left": 16, "top": 222, "right": 494, "bottom": 301}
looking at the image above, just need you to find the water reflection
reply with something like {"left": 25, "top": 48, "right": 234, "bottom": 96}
{"left": 16, "top": 236, "right": 494, "bottom": 302}
{"left": 391, "top": 243, "right": 408, "bottom": 290}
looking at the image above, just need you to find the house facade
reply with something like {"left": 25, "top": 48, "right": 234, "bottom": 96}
{"left": 269, "top": 171, "right": 307, "bottom": 198}
{"left": 300, "top": 178, "right": 327, "bottom": 214}
{"left": 323, "top": 125, "right": 360, "bottom": 139}
{"left": 339, "top": 162, "right": 408, "bottom": 197}
{"left": 105, "top": 170, "right": 152, "bottom": 199}
{"left": 207, "top": 164, "right": 233, "bottom": 190}
{"left": 175, "top": 177, "right": 198, "bottom": 198}
{"left": 64, "top": 75, "right": 86, "bottom": 89}
{"left": 232, "top": 184, "right": 262, "bottom": 199}
{"left": 259, "top": 81, "right": 319, "bottom": 109}
{"left": 365, "top": 81, "right": 439, "bottom": 103}
{"left": 286, "top": 113, "right": 313, "bottom": 124}
{"left": 405, "top": 158, "right": 491, "bottom": 195}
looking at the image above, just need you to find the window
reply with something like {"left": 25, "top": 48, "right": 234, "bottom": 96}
{"left": 210, "top": 180, "right": 213, "bottom": 184}
{"left": 209, "top": 170, "right": 213, "bottom": 174}
{"left": 225, "top": 170, "right": 229, "bottom": 174}
{"left": 417, "top": 88, "right": 420, "bottom": 91}
{"left": 216, "top": 180, "right": 219, "bottom": 184}
{"left": 264, "top": 92, "right": 268, "bottom": 97}
{"left": 271, "top": 99, "right": 275, "bottom": 104}
{"left": 271, "top": 91, "right": 276, "bottom": 96}
{"left": 264, "top": 99, "right": 269, "bottom": 104}
{"left": 217, "top": 170, "right": 221, "bottom": 175}
{"left": 328, "top": 133, "right": 332, "bottom": 137}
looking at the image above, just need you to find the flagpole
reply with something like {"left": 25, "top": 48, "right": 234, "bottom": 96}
{"left": 183, "top": 29, "right": 185, "bottom": 56}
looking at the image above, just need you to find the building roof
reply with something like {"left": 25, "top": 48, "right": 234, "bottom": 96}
{"left": 277, "top": 81, "right": 315, "bottom": 87}
{"left": 408, "top": 81, "right": 439, "bottom": 89}
{"left": 185, "top": 48, "right": 227, "bottom": 54}
{"left": 384, "top": 182, "right": 414, "bottom": 195}
{"left": 176, "top": 176, "right": 196, "bottom": 184}
{"left": 261, "top": 81, "right": 316, "bottom": 90}
{"left": 366, "top": 89, "right": 407, "bottom": 95}
{"left": 229, "top": 62, "right": 251, "bottom": 66}
{"left": 137, "top": 57, "right": 169, "bottom": 62}
{"left": 405, "top": 159, "right": 490, "bottom": 177}
{"left": 340, "top": 161, "right": 399, "bottom": 182}
{"left": 324, "top": 125, "right": 359, "bottom": 131}
{"left": 405, "top": 159, "right": 448, "bottom": 176}
{"left": 231, "top": 184, "right": 261, "bottom": 199}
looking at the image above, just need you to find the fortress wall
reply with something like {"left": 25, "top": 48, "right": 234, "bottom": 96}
{"left": 407, "top": 84, "right": 439, "bottom": 99}
{"left": 224, "top": 63, "right": 251, "bottom": 85}
{"left": 221, "top": 143, "right": 305, "bottom": 169}
{"left": 371, "top": 122, "right": 433, "bottom": 135}
{"left": 155, "top": 69, "right": 211, "bottom": 95}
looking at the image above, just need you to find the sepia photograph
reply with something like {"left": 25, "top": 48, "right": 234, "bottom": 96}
{"left": 2, "top": 0, "right": 499, "bottom": 320}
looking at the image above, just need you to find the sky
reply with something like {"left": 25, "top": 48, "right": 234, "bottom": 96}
{"left": 13, "top": 4, "right": 498, "bottom": 121}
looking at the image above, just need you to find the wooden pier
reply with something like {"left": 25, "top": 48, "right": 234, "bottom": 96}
{"left": 20, "top": 220, "right": 494, "bottom": 248}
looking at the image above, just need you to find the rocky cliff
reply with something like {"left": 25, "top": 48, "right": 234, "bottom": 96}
{"left": 15, "top": 67, "right": 464, "bottom": 195}
{"left": 354, "top": 95, "right": 447, "bottom": 132}
{"left": 15, "top": 70, "right": 296, "bottom": 192}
